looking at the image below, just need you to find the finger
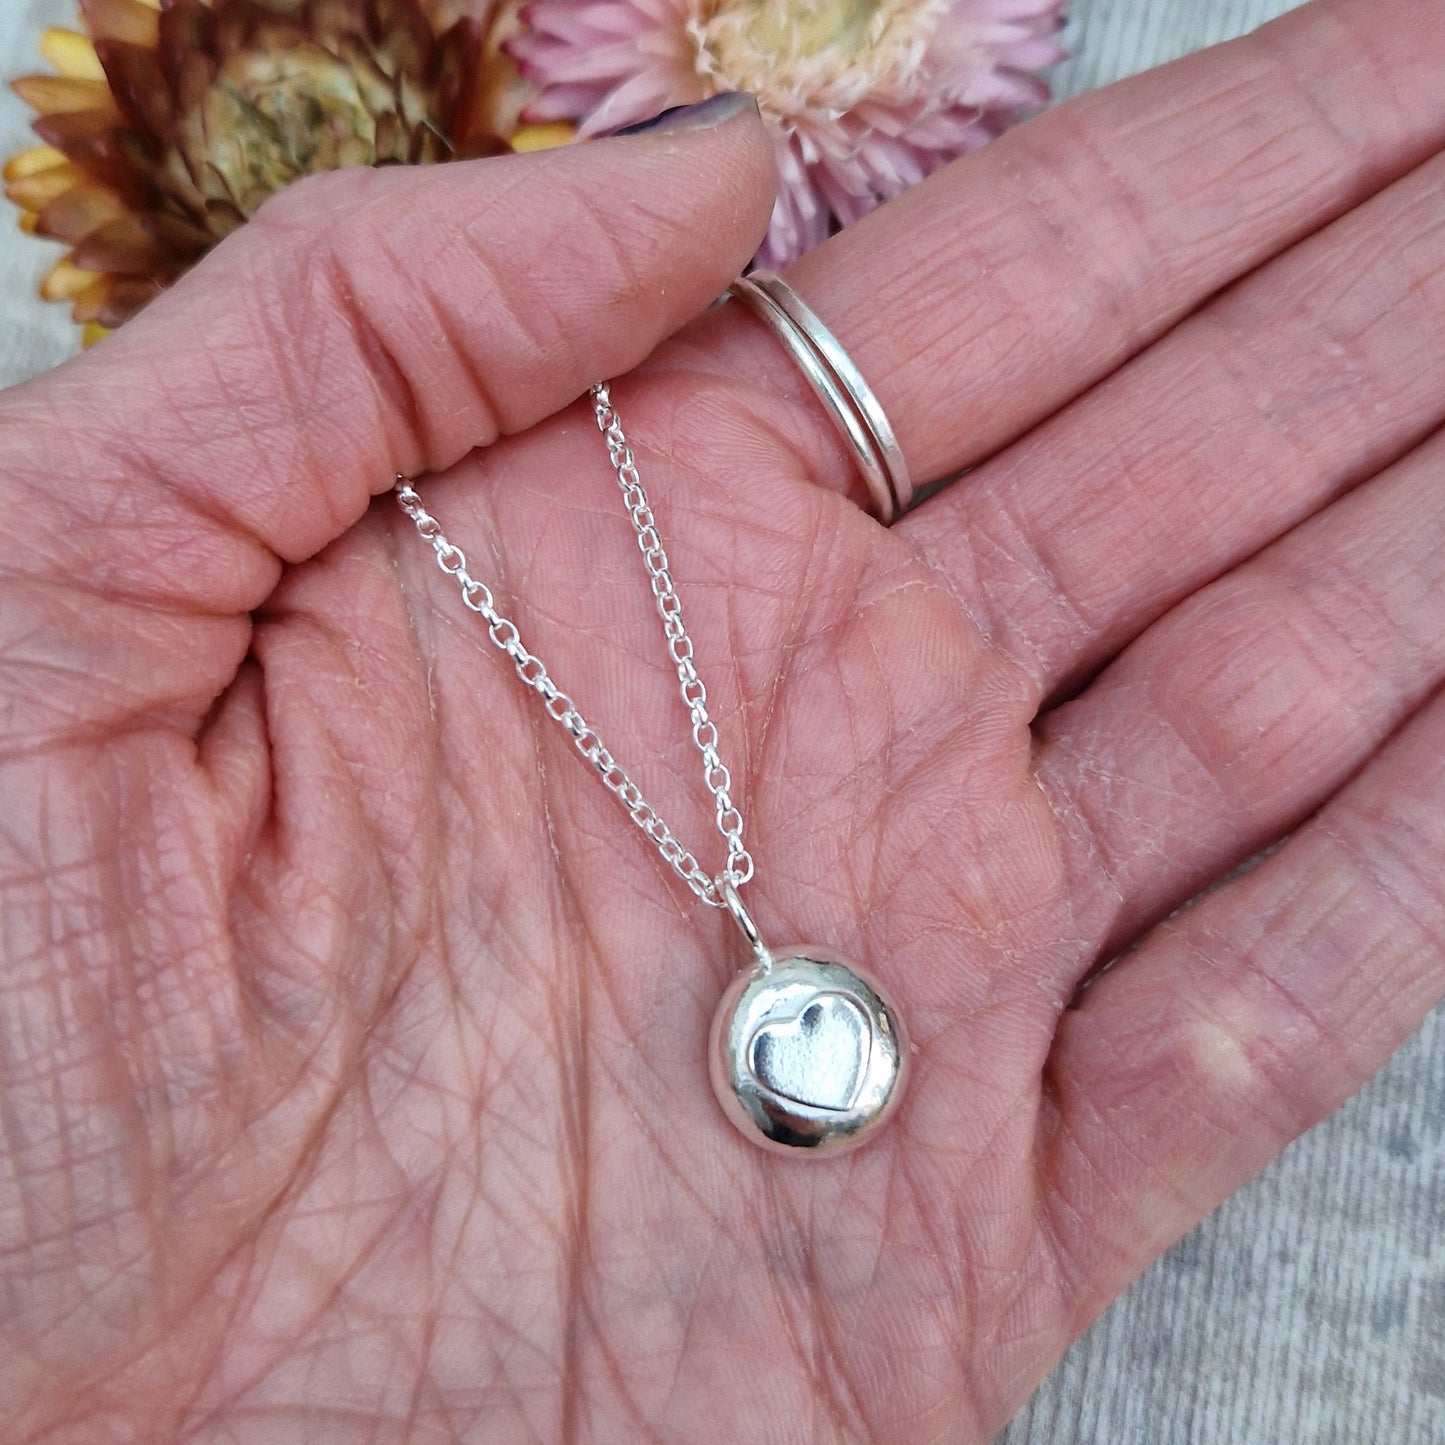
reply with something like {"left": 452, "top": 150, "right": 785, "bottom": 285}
{"left": 1035, "top": 685, "right": 1445, "bottom": 1327}
{"left": 0, "top": 100, "right": 775, "bottom": 738}
{"left": 912, "top": 127, "right": 1445, "bottom": 699}
{"left": 1032, "top": 420, "right": 1445, "bottom": 973}
{"left": 687, "top": 0, "right": 1445, "bottom": 507}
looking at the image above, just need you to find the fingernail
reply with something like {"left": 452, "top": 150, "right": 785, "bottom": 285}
{"left": 615, "top": 93, "right": 758, "bottom": 137}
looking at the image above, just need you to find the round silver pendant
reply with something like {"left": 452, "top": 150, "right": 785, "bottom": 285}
{"left": 709, "top": 948, "right": 908, "bottom": 1155}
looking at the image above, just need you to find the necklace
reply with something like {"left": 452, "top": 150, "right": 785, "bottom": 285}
{"left": 395, "top": 382, "right": 908, "bottom": 1155}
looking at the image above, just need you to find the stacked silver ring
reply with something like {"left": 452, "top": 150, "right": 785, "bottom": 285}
{"left": 728, "top": 271, "right": 913, "bottom": 525}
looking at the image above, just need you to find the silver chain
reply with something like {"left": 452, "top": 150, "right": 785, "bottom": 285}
{"left": 394, "top": 381, "right": 753, "bottom": 908}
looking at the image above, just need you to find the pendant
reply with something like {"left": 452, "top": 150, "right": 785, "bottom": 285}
{"left": 709, "top": 881, "right": 909, "bottom": 1155}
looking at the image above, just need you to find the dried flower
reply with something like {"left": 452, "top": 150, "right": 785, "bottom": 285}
{"left": 509, "top": 0, "right": 1068, "bottom": 268}
{"left": 4, "top": 0, "right": 549, "bottom": 340}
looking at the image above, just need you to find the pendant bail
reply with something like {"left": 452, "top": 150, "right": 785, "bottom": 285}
{"left": 719, "top": 877, "right": 772, "bottom": 970}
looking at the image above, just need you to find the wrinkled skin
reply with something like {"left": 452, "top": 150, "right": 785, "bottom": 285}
{"left": 4, "top": 1, "right": 1445, "bottom": 1440}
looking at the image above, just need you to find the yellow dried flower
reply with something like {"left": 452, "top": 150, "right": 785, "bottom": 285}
{"left": 5, "top": 0, "right": 556, "bottom": 338}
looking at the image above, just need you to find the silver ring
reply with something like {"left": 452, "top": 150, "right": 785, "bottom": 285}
{"left": 719, "top": 877, "right": 773, "bottom": 969}
{"left": 754, "top": 273, "right": 913, "bottom": 516}
{"left": 727, "top": 273, "right": 911, "bottom": 524}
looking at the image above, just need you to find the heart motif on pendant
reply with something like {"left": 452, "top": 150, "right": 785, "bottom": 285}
{"left": 747, "top": 992, "right": 872, "bottom": 1112}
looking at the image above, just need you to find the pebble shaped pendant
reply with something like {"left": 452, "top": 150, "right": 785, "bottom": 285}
{"left": 710, "top": 884, "right": 908, "bottom": 1155}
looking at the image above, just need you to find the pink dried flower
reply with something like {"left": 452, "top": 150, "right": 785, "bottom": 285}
{"left": 508, "top": 0, "right": 1068, "bottom": 267}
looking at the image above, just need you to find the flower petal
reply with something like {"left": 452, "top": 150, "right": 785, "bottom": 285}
{"left": 32, "top": 108, "right": 137, "bottom": 178}
{"left": 12, "top": 74, "right": 122, "bottom": 119}
{"left": 71, "top": 272, "right": 153, "bottom": 326}
{"left": 521, "top": 80, "right": 611, "bottom": 121}
{"left": 34, "top": 180, "right": 129, "bottom": 243}
{"left": 71, "top": 214, "right": 177, "bottom": 276}
{"left": 40, "top": 256, "right": 106, "bottom": 301}
{"left": 2, "top": 145, "right": 69, "bottom": 181}
{"left": 4, "top": 160, "right": 89, "bottom": 213}
{"left": 38, "top": 29, "right": 107, "bottom": 83}
{"left": 580, "top": 65, "right": 702, "bottom": 135}
{"left": 94, "top": 38, "right": 176, "bottom": 145}
{"left": 510, "top": 120, "right": 575, "bottom": 151}
{"left": 78, "top": 0, "right": 163, "bottom": 48}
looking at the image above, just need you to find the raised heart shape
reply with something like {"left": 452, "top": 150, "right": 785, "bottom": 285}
{"left": 747, "top": 991, "right": 872, "bottom": 1112}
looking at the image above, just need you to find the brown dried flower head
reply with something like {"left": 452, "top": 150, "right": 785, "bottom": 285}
{"left": 5, "top": 0, "right": 558, "bottom": 340}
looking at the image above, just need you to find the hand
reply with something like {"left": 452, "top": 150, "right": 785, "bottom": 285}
{"left": 4, "top": 0, "right": 1443, "bottom": 1437}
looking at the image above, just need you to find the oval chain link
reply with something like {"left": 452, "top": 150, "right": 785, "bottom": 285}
{"left": 394, "top": 382, "right": 753, "bottom": 908}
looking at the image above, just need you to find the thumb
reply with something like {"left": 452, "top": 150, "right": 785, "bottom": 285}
{"left": 0, "top": 92, "right": 774, "bottom": 733}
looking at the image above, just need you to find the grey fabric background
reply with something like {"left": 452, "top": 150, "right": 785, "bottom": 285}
{"left": 0, "top": 2, "right": 1440, "bottom": 1442}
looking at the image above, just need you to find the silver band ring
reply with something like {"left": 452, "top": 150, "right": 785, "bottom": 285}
{"left": 727, "top": 273, "right": 912, "bottom": 524}
{"left": 727, "top": 276, "right": 898, "bottom": 522}
{"left": 754, "top": 273, "right": 914, "bottom": 516}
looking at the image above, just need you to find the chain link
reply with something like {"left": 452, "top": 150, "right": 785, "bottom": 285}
{"left": 394, "top": 382, "right": 752, "bottom": 907}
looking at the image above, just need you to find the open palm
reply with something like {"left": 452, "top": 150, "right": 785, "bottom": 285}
{"left": 6, "top": 1, "right": 1445, "bottom": 1439}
